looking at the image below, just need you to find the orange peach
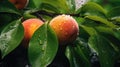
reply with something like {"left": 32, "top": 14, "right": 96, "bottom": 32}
{"left": 49, "top": 14, "right": 79, "bottom": 45}
{"left": 9, "top": 0, "right": 29, "bottom": 9}
{"left": 22, "top": 18, "right": 44, "bottom": 41}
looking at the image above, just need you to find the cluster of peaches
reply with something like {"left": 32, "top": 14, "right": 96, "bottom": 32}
{"left": 22, "top": 15, "right": 79, "bottom": 46}
{"left": 9, "top": 0, "right": 79, "bottom": 46}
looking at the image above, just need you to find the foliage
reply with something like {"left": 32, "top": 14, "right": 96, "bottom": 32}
{"left": 0, "top": 0, "right": 120, "bottom": 67}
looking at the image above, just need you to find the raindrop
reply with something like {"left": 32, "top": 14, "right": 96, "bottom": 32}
{"left": 39, "top": 35, "right": 41, "bottom": 38}
{"left": 65, "top": 32, "right": 68, "bottom": 36}
{"left": 9, "top": 25, "right": 17, "bottom": 30}
{"left": 59, "top": 24, "right": 61, "bottom": 26}
{"left": 60, "top": 28, "right": 63, "bottom": 31}
{"left": 39, "top": 40, "right": 43, "bottom": 45}
{"left": 63, "top": 22, "right": 66, "bottom": 23}
{"left": 72, "top": 25, "right": 75, "bottom": 28}
{"left": 115, "top": 27, "right": 120, "bottom": 30}
{"left": 1, "top": 34, "right": 8, "bottom": 39}
{"left": 42, "top": 45, "right": 45, "bottom": 51}
{"left": 0, "top": 39, "right": 8, "bottom": 51}
{"left": 41, "top": 42, "right": 47, "bottom": 51}
{"left": 53, "top": 27, "right": 56, "bottom": 30}
{"left": 44, "top": 39, "right": 47, "bottom": 41}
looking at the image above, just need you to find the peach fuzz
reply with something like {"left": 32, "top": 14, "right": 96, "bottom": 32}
{"left": 49, "top": 14, "right": 79, "bottom": 45}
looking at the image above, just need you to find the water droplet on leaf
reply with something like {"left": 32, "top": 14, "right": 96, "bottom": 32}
{"left": 9, "top": 25, "right": 17, "bottom": 30}
{"left": 0, "top": 39, "right": 8, "bottom": 51}
{"left": 39, "top": 40, "right": 43, "bottom": 45}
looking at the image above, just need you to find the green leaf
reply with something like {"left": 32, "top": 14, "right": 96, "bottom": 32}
{"left": 0, "top": 0, "right": 21, "bottom": 15}
{"left": 88, "top": 34, "right": 117, "bottom": 67}
{"left": 23, "top": 10, "right": 38, "bottom": 20}
{"left": 107, "top": 6, "right": 120, "bottom": 21}
{"left": 94, "top": 26, "right": 120, "bottom": 52}
{"left": 0, "top": 19, "right": 24, "bottom": 58}
{"left": 42, "top": 0, "right": 69, "bottom": 13}
{"left": 28, "top": 23, "right": 58, "bottom": 67}
{"left": 26, "top": 0, "right": 36, "bottom": 8}
{"left": 43, "top": 0, "right": 76, "bottom": 13}
{"left": 32, "top": 0, "right": 42, "bottom": 8}
{"left": 74, "top": 17, "right": 86, "bottom": 25}
{"left": 85, "top": 15, "right": 117, "bottom": 28}
{"left": 80, "top": 25, "right": 97, "bottom": 36}
{"left": 73, "top": 38, "right": 91, "bottom": 67}
{"left": 66, "top": 0, "right": 76, "bottom": 13}
{"left": 66, "top": 46, "right": 78, "bottom": 67}
{"left": 114, "top": 17, "right": 120, "bottom": 22}
{"left": 65, "top": 39, "right": 91, "bottom": 67}
{"left": 0, "top": 13, "right": 21, "bottom": 33}
{"left": 27, "top": 0, "right": 76, "bottom": 13}
{"left": 80, "top": 2, "right": 107, "bottom": 17}
{"left": 40, "top": 3, "right": 61, "bottom": 13}
{"left": 109, "top": 0, "right": 120, "bottom": 7}
{"left": 95, "top": 26, "right": 120, "bottom": 42}
{"left": 27, "top": 0, "right": 43, "bottom": 9}
{"left": 89, "top": 0, "right": 103, "bottom": 4}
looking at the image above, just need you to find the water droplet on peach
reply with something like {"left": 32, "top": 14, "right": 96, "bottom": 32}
{"left": 58, "top": 23, "right": 62, "bottom": 26}
{"left": 60, "top": 28, "right": 63, "bottom": 31}
{"left": 72, "top": 25, "right": 75, "bottom": 28}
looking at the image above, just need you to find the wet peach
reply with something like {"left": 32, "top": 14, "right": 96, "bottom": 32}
{"left": 49, "top": 15, "right": 79, "bottom": 45}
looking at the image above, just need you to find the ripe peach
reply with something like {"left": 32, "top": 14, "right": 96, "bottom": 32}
{"left": 49, "top": 14, "right": 79, "bottom": 45}
{"left": 9, "top": 0, "right": 29, "bottom": 9}
{"left": 22, "top": 18, "right": 44, "bottom": 41}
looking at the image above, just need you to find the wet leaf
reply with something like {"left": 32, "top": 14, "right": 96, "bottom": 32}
{"left": 28, "top": 23, "right": 58, "bottom": 67}
{"left": 66, "top": 38, "right": 91, "bottom": 67}
{"left": 0, "top": 19, "right": 24, "bottom": 58}
{"left": 80, "top": 2, "right": 107, "bottom": 17}
{"left": 85, "top": 15, "right": 117, "bottom": 28}
{"left": 88, "top": 34, "right": 117, "bottom": 67}
{"left": 107, "top": 6, "right": 120, "bottom": 23}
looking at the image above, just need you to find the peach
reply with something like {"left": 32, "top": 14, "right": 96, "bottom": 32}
{"left": 49, "top": 14, "right": 79, "bottom": 45}
{"left": 22, "top": 18, "right": 44, "bottom": 47}
{"left": 9, "top": 0, "right": 29, "bottom": 9}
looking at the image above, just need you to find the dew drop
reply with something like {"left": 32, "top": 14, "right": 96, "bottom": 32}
{"left": 59, "top": 24, "right": 61, "bottom": 26}
{"left": 115, "top": 27, "right": 120, "bottom": 30}
{"left": 0, "top": 39, "right": 8, "bottom": 51}
{"left": 53, "top": 27, "right": 57, "bottom": 30}
{"left": 63, "top": 22, "right": 66, "bottom": 23}
{"left": 39, "top": 40, "right": 43, "bottom": 45}
{"left": 60, "top": 28, "right": 63, "bottom": 31}
{"left": 9, "top": 25, "right": 17, "bottom": 30}
{"left": 2, "top": 34, "right": 8, "bottom": 39}
{"left": 39, "top": 35, "right": 41, "bottom": 38}
{"left": 72, "top": 25, "right": 75, "bottom": 28}
{"left": 42, "top": 45, "right": 46, "bottom": 51}
{"left": 65, "top": 32, "right": 68, "bottom": 36}
{"left": 44, "top": 39, "right": 47, "bottom": 41}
